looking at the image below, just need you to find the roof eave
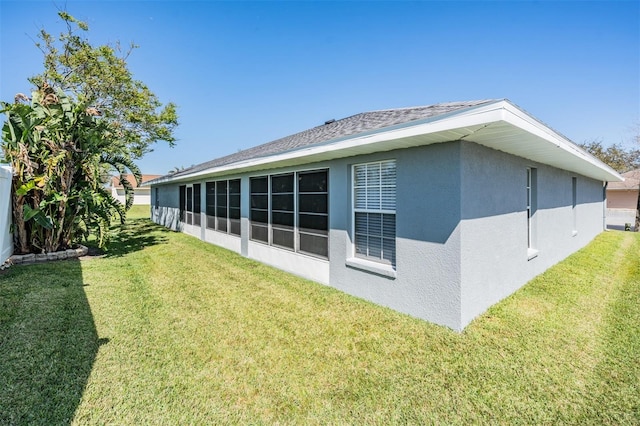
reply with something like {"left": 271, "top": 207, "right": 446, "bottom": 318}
{"left": 144, "top": 100, "right": 622, "bottom": 186}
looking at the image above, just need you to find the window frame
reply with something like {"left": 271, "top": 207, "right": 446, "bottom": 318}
{"left": 249, "top": 168, "right": 329, "bottom": 259}
{"left": 205, "top": 178, "right": 242, "bottom": 237}
{"left": 351, "top": 160, "right": 396, "bottom": 268}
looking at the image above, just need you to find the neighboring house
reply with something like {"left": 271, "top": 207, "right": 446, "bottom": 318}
{"left": 606, "top": 169, "right": 639, "bottom": 230}
{"left": 145, "top": 99, "right": 622, "bottom": 331}
{"left": 111, "top": 174, "right": 162, "bottom": 205}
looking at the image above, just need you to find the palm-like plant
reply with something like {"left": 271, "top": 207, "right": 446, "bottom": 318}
{"left": 1, "top": 83, "right": 140, "bottom": 253}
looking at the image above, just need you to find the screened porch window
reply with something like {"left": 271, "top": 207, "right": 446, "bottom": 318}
{"left": 205, "top": 179, "right": 241, "bottom": 236}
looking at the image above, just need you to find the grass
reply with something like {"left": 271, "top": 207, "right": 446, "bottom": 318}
{"left": 1, "top": 204, "right": 638, "bottom": 424}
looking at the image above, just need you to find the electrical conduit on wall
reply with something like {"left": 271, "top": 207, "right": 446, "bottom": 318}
{"left": 0, "top": 165, "right": 13, "bottom": 263}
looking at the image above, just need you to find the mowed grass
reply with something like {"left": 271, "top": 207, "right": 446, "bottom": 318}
{"left": 1, "top": 204, "right": 638, "bottom": 424}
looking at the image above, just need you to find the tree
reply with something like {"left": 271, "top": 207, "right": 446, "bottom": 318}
{"left": 32, "top": 12, "right": 178, "bottom": 159}
{"left": 578, "top": 139, "right": 640, "bottom": 173}
{"left": 1, "top": 11, "right": 178, "bottom": 253}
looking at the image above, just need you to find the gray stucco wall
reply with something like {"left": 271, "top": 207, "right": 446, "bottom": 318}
{"left": 151, "top": 183, "right": 182, "bottom": 231}
{"left": 328, "top": 143, "right": 463, "bottom": 329}
{"left": 150, "top": 140, "right": 606, "bottom": 331}
{"left": 459, "top": 142, "right": 605, "bottom": 328}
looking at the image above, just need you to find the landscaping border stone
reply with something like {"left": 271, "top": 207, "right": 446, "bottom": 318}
{"left": 7, "top": 245, "right": 88, "bottom": 266}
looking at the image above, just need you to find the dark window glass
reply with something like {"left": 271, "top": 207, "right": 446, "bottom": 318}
{"left": 193, "top": 184, "right": 201, "bottom": 226}
{"left": 205, "top": 182, "right": 215, "bottom": 218}
{"left": 186, "top": 187, "right": 193, "bottom": 212}
{"left": 207, "top": 215, "right": 215, "bottom": 229}
{"left": 229, "top": 179, "right": 241, "bottom": 194}
{"left": 299, "top": 234, "right": 329, "bottom": 257}
{"left": 229, "top": 218, "right": 241, "bottom": 236}
{"left": 229, "top": 193, "right": 240, "bottom": 209}
{"left": 299, "top": 194, "right": 327, "bottom": 214}
{"left": 251, "top": 209, "right": 268, "bottom": 224}
{"left": 250, "top": 176, "right": 268, "bottom": 193}
{"left": 272, "top": 229, "right": 294, "bottom": 249}
{"left": 217, "top": 216, "right": 228, "bottom": 233}
{"left": 251, "top": 224, "right": 268, "bottom": 243}
{"left": 298, "top": 170, "right": 327, "bottom": 193}
{"left": 251, "top": 194, "right": 268, "bottom": 210}
{"left": 299, "top": 214, "right": 328, "bottom": 234}
{"left": 251, "top": 175, "right": 269, "bottom": 243}
{"left": 272, "top": 211, "right": 294, "bottom": 227}
{"left": 179, "top": 185, "right": 186, "bottom": 222}
{"left": 229, "top": 207, "right": 241, "bottom": 220}
{"left": 193, "top": 184, "right": 201, "bottom": 211}
{"left": 272, "top": 194, "right": 294, "bottom": 212}
{"left": 271, "top": 174, "right": 294, "bottom": 193}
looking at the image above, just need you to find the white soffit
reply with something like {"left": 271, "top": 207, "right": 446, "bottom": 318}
{"left": 150, "top": 100, "right": 622, "bottom": 184}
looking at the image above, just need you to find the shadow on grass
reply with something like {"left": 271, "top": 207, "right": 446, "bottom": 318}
{"left": 0, "top": 260, "right": 102, "bottom": 424}
{"left": 101, "top": 217, "right": 170, "bottom": 258}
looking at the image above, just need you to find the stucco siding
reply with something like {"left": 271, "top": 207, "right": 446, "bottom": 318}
{"left": 149, "top": 140, "right": 608, "bottom": 331}
{"left": 151, "top": 183, "right": 181, "bottom": 231}
{"left": 459, "top": 142, "right": 605, "bottom": 328}
{"left": 328, "top": 143, "right": 463, "bottom": 330}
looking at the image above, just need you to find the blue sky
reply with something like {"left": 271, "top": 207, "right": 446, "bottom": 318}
{"left": 1, "top": 1, "right": 638, "bottom": 175}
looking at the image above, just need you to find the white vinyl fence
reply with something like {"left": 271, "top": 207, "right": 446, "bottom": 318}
{"left": 1, "top": 165, "right": 12, "bottom": 263}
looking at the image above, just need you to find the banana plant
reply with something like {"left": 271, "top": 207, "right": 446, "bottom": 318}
{"left": 1, "top": 83, "right": 140, "bottom": 253}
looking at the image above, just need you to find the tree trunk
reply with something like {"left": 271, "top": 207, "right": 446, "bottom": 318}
{"left": 11, "top": 194, "right": 29, "bottom": 254}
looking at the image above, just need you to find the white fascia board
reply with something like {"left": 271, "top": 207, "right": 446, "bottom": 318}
{"left": 498, "top": 101, "right": 622, "bottom": 181}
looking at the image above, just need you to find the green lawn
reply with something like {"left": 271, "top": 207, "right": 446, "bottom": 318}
{"left": 1, "top": 205, "right": 638, "bottom": 424}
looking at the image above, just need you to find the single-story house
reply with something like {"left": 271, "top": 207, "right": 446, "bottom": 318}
{"left": 606, "top": 168, "right": 639, "bottom": 230}
{"left": 110, "top": 174, "right": 162, "bottom": 205}
{"left": 145, "top": 99, "right": 622, "bottom": 331}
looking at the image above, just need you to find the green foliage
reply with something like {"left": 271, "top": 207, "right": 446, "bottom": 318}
{"left": 31, "top": 11, "right": 178, "bottom": 158}
{"left": 1, "top": 10, "right": 177, "bottom": 254}
{"left": 579, "top": 139, "right": 640, "bottom": 173}
{"left": 1, "top": 85, "right": 139, "bottom": 253}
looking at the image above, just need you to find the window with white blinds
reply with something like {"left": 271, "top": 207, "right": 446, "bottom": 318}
{"left": 353, "top": 160, "right": 396, "bottom": 266}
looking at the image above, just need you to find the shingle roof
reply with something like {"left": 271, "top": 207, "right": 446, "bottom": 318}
{"left": 162, "top": 99, "right": 498, "bottom": 181}
{"left": 608, "top": 169, "right": 640, "bottom": 190}
{"left": 111, "top": 174, "right": 162, "bottom": 189}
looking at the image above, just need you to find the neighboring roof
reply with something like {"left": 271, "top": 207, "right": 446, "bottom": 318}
{"left": 145, "top": 99, "right": 622, "bottom": 186}
{"left": 608, "top": 169, "right": 640, "bottom": 190}
{"left": 111, "top": 174, "right": 162, "bottom": 189}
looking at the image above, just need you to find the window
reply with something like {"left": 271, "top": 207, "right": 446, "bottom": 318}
{"left": 271, "top": 173, "right": 295, "bottom": 250}
{"left": 205, "top": 182, "right": 216, "bottom": 229}
{"left": 527, "top": 168, "right": 537, "bottom": 253}
{"left": 154, "top": 187, "right": 159, "bottom": 209}
{"left": 298, "top": 170, "right": 329, "bottom": 257}
{"left": 250, "top": 176, "right": 269, "bottom": 243}
{"left": 250, "top": 169, "right": 329, "bottom": 258}
{"left": 229, "top": 179, "right": 241, "bottom": 236}
{"left": 353, "top": 160, "right": 396, "bottom": 266}
{"left": 186, "top": 185, "right": 193, "bottom": 225}
{"left": 179, "top": 185, "right": 186, "bottom": 222}
{"left": 216, "top": 180, "right": 228, "bottom": 232}
{"left": 205, "top": 179, "right": 242, "bottom": 236}
{"left": 180, "top": 184, "right": 201, "bottom": 226}
{"left": 193, "top": 184, "right": 201, "bottom": 226}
